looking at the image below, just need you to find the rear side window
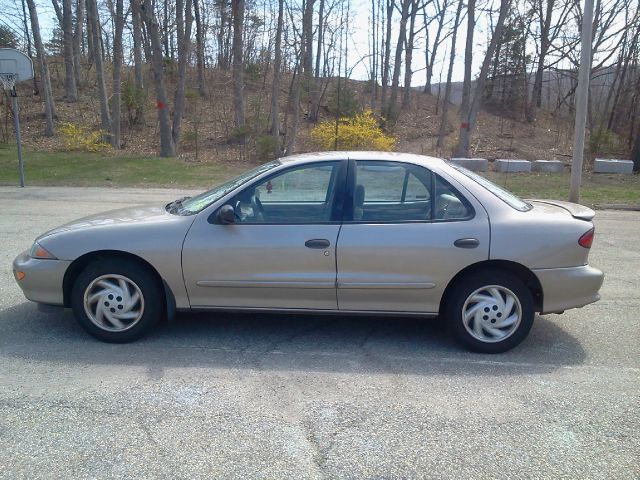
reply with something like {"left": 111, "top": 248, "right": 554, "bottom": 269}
{"left": 447, "top": 162, "right": 531, "bottom": 211}
{"left": 351, "top": 161, "right": 472, "bottom": 222}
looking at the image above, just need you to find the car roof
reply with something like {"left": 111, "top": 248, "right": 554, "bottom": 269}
{"left": 279, "top": 151, "right": 446, "bottom": 169}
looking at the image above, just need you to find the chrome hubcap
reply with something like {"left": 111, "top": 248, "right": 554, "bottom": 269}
{"left": 462, "top": 285, "right": 522, "bottom": 343}
{"left": 83, "top": 274, "right": 144, "bottom": 332}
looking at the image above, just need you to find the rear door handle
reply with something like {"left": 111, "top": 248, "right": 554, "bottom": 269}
{"left": 454, "top": 238, "right": 480, "bottom": 249}
{"left": 305, "top": 238, "right": 331, "bottom": 249}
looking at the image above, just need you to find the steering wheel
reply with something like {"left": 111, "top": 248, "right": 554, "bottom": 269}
{"left": 252, "top": 194, "right": 266, "bottom": 221}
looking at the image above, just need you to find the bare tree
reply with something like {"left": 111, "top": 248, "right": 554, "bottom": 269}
{"left": 25, "top": 0, "right": 55, "bottom": 136}
{"left": 402, "top": 0, "right": 419, "bottom": 108}
{"left": 423, "top": 0, "right": 452, "bottom": 94}
{"left": 232, "top": 0, "right": 245, "bottom": 130}
{"left": 87, "top": 0, "right": 111, "bottom": 133}
{"left": 111, "top": 0, "right": 124, "bottom": 148}
{"left": 72, "top": 0, "right": 83, "bottom": 88}
{"left": 62, "top": 0, "right": 78, "bottom": 101}
{"left": 270, "top": 0, "right": 284, "bottom": 154}
{"left": 380, "top": 0, "right": 394, "bottom": 111}
{"left": 172, "top": 0, "right": 193, "bottom": 147}
{"left": 141, "top": 0, "right": 175, "bottom": 156}
{"left": 193, "top": 0, "right": 206, "bottom": 96}
{"left": 437, "top": 0, "right": 463, "bottom": 148}
{"left": 456, "top": 0, "right": 511, "bottom": 156}
{"left": 387, "top": 0, "right": 411, "bottom": 120}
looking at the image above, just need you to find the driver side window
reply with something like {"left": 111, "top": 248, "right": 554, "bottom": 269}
{"left": 230, "top": 162, "right": 341, "bottom": 224}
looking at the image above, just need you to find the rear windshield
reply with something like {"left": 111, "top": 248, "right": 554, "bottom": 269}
{"left": 447, "top": 162, "right": 532, "bottom": 212}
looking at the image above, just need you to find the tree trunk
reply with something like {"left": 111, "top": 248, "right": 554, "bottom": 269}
{"left": 141, "top": 0, "right": 175, "bottom": 156}
{"left": 193, "top": 0, "right": 206, "bottom": 96}
{"left": 87, "top": 0, "right": 111, "bottom": 134}
{"left": 309, "top": 0, "right": 324, "bottom": 121}
{"left": 86, "top": 1, "right": 94, "bottom": 64}
{"left": 302, "top": 0, "right": 317, "bottom": 121}
{"left": 131, "top": 0, "right": 145, "bottom": 124}
{"left": 380, "top": 0, "right": 394, "bottom": 112}
{"left": 172, "top": 0, "right": 193, "bottom": 148}
{"left": 25, "top": 0, "right": 55, "bottom": 136}
{"left": 62, "top": 0, "right": 78, "bottom": 101}
{"left": 437, "top": 0, "right": 463, "bottom": 148}
{"left": 111, "top": 0, "right": 124, "bottom": 148}
{"left": 232, "top": 0, "right": 245, "bottom": 130}
{"left": 458, "top": 0, "right": 474, "bottom": 123}
{"left": 131, "top": 0, "right": 144, "bottom": 90}
{"left": 270, "top": 0, "right": 284, "bottom": 155}
{"left": 456, "top": 0, "right": 510, "bottom": 157}
{"left": 387, "top": 0, "right": 410, "bottom": 120}
{"left": 402, "top": 0, "right": 418, "bottom": 109}
{"left": 72, "top": 0, "right": 83, "bottom": 88}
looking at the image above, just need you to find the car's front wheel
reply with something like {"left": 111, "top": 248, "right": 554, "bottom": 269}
{"left": 446, "top": 271, "right": 534, "bottom": 353}
{"left": 71, "top": 259, "right": 163, "bottom": 342}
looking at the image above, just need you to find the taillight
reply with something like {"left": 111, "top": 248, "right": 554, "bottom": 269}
{"left": 579, "top": 228, "right": 595, "bottom": 248}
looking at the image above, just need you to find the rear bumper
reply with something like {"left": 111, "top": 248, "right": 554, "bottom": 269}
{"left": 534, "top": 265, "right": 604, "bottom": 314}
{"left": 12, "top": 251, "right": 71, "bottom": 306}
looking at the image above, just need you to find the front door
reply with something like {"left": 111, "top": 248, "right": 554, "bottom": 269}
{"left": 336, "top": 160, "right": 490, "bottom": 313}
{"left": 182, "top": 160, "right": 346, "bottom": 310}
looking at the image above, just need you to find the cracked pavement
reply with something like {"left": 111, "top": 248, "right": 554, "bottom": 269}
{"left": 0, "top": 186, "right": 638, "bottom": 479}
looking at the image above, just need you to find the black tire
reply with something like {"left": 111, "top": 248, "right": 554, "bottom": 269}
{"left": 445, "top": 270, "right": 534, "bottom": 353}
{"left": 71, "top": 258, "right": 164, "bottom": 342}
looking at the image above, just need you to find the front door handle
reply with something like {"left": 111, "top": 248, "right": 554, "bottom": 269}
{"left": 305, "top": 238, "right": 331, "bottom": 249}
{"left": 454, "top": 238, "right": 480, "bottom": 249}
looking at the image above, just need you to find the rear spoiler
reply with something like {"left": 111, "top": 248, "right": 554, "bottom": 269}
{"left": 526, "top": 199, "right": 595, "bottom": 221}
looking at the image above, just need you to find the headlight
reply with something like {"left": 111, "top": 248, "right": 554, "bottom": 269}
{"left": 29, "top": 242, "right": 57, "bottom": 259}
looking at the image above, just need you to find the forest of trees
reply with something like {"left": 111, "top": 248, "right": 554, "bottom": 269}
{"left": 0, "top": 0, "right": 639, "bottom": 166}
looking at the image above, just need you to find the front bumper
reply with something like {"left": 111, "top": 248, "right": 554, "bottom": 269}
{"left": 12, "top": 251, "right": 71, "bottom": 306}
{"left": 534, "top": 265, "right": 604, "bottom": 314}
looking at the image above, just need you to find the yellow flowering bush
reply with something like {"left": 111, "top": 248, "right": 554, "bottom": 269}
{"left": 59, "top": 122, "right": 110, "bottom": 152}
{"left": 311, "top": 110, "right": 395, "bottom": 151}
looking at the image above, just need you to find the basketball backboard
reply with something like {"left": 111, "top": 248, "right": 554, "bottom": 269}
{"left": 0, "top": 48, "right": 34, "bottom": 82}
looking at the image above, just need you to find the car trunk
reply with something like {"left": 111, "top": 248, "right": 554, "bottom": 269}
{"left": 526, "top": 199, "right": 595, "bottom": 221}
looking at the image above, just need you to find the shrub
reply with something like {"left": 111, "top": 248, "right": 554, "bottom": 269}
{"left": 255, "top": 135, "right": 279, "bottom": 161}
{"left": 327, "top": 85, "right": 360, "bottom": 118}
{"left": 59, "top": 123, "right": 110, "bottom": 152}
{"left": 311, "top": 110, "right": 395, "bottom": 151}
{"left": 122, "top": 81, "right": 145, "bottom": 126}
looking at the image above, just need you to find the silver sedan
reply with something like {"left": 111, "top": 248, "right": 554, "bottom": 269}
{"left": 13, "top": 152, "right": 604, "bottom": 352}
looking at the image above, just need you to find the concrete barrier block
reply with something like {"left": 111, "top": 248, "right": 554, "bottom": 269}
{"left": 449, "top": 158, "right": 488, "bottom": 172}
{"left": 593, "top": 158, "right": 634, "bottom": 174}
{"left": 495, "top": 159, "right": 532, "bottom": 173}
{"left": 532, "top": 160, "right": 565, "bottom": 173}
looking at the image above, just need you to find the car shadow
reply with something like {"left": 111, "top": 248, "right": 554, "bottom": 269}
{"left": 0, "top": 302, "right": 586, "bottom": 378}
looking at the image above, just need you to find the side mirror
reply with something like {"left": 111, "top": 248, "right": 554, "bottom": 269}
{"left": 217, "top": 205, "right": 235, "bottom": 224}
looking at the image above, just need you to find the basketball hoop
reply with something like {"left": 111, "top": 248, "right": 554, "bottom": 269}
{"left": 0, "top": 73, "right": 17, "bottom": 96}
{"left": 0, "top": 49, "right": 34, "bottom": 187}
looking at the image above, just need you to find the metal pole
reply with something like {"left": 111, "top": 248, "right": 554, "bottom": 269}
{"left": 11, "top": 88, "right": 25, "bottom": 188}
{"left": 569, "top": 0, "right": 594, "bottom": 203}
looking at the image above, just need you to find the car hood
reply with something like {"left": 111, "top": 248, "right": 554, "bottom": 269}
{"left": 37, "top": 204, "right": 186, "bottom": 240}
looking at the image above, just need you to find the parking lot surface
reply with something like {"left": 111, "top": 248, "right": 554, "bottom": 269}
{"left": 0, "top": 186, "right": 638, "bottom": 479}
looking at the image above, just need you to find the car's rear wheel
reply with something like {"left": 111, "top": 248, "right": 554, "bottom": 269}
{"left": 71, "top": 259, "right": 163, "bottom": 342}
{"left": 446, "top": 271, "right": 534, "bottom": 353}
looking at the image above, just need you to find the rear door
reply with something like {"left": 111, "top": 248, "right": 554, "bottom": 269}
{"left": 336, "top": 159, "right": 490, "bottom": 313}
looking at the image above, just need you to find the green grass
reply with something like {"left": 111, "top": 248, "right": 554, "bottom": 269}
{"left": 0, "top": 144, "right": 242, "bottom": 188}
{"left": 484, "top": 171, "right": 640, "bottom": 207}
{"left": 1, "top": 145, "right": 638, "bottom": 206}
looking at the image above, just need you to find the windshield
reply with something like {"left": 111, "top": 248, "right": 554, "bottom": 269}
{"left": 172, "top": 161, "right": 281, "bottom": 215}
{"left": 447, "top": 162, "right": 532, "bottom": 212}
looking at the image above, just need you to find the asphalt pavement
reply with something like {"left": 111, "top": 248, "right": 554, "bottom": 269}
{"left": 0, "top": 186, "right": 638, "bottom": 479}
